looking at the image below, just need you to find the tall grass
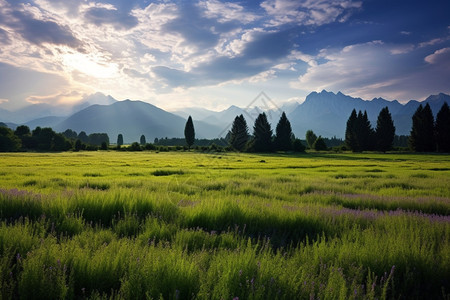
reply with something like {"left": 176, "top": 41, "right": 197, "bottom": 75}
{"left": 0, "top": 152, "right": 448, "bottom": 299}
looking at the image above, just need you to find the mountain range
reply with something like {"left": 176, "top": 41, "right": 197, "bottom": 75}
{"left": 1, "top": 91, "right": 449, "bottom": 143}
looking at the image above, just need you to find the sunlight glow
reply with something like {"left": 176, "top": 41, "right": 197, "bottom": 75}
{"left": 62, "top": 52, "right": 119, "bottom": 79}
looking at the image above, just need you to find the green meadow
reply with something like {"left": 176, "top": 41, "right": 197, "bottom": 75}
{"left": 0, "top": 151, "right": 449, "bottom": 299}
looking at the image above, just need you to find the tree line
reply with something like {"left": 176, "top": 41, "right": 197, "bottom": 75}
{"left": 1, "top": 102, "right": 449, "bottom": 153}
{"left": 343, "top": 102, "right": 449, "bottom": 152}
{"left": 0, "top": 125, "right": 109, "bottom": 152}
{"left": 184, "top": 112, "right": 306, "bottom": 152}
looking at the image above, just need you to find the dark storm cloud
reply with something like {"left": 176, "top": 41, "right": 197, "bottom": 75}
{"left": 84, "top": 7, "right": 139, "bottom": 30}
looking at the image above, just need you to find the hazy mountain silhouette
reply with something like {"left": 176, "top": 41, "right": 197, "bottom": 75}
{"left": 288, "top": 90, "right": 450, "bottom": 138}
{"left": 25, "top": 116, "right": 66, "bottom": 129}
{"left": 54, "top": 100, "right": 223, "bottom": 143}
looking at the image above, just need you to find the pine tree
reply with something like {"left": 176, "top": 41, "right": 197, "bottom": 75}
{"left": 435, "top": 102, "right": 450, "bottom": 152}
{"left": 360, "top": 111, "right": 375, "bottom": 150}
{"left": 274, "top": 112, "right": 293, "bottom": 151}
{"left": 229, "top": 114, "right": 249, "bottom": 151}
{"left": 251, "top": 112, "right": 273, "bottom": 152}
{"left": 184, "top": 116, "right": 195, "bottom": 150}
{"left": 375, "top": 107, "right": 395, "bottom": 152}
{"left": 140, "top": 135, "right": 146, "bottom": 145}
{"left": 410, "top": 104, "right": 435, "bottom": 152}
{"left": 117, "top": 134, "right": 123, "bottom": 147}
{"left": 345, "top": 109, "right": 359, "bottom": 152}
{"left": 305, "top": 130, "right": 317, "bottom": 149}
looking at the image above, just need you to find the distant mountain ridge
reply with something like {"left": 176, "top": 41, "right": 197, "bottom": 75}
{"left": 288, "top": 90, "right": 449, "bottom": 138}
{"left": 1, "top": 91, "right": 449, "bottom": 141}
{"left": 53, "top": 100, "right": 222, "bottom": 143}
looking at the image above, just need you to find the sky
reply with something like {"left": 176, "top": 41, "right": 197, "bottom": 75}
{"left": 0, "top": 0, "right": 449, "bottom": 111}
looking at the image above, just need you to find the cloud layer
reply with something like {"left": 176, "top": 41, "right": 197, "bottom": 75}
{"left": 0, "top": 0, "right": 449, "bottom": 110}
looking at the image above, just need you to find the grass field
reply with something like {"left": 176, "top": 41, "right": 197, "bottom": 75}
{"left": 0, "top": 151, "right": 449, "bottom": 299}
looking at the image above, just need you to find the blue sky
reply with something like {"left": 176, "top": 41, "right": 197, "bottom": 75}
{"left": 0, "top": 0, "right": 449, "bottom": 111}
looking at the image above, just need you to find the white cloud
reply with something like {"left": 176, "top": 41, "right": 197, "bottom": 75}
{"left": 419, "top": 37, "right": 448, "bottom": 48}
{"left": 424, "top": 47, "right": 450, "bottom": 64}
{"left": 248, "top": 69, "right": 276, "bottom": 83}
{"left": 261, "top": 0, "right": 362, "bottom": 26}
{"left": 198, "top": 0, "right": 259, "bottom": 24}
{"left": 0, "top": 98, "right": 9, "bottom": 104}
{"left": 26, "top": 90, "right": 83, "bottom": 105}
{"left": 390, "top": 44, "right": 414, "bottom": 55}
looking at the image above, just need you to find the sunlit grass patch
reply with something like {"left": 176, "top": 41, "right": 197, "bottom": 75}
{"left": 0, "top": 151, "right": 448, "bottom": 299}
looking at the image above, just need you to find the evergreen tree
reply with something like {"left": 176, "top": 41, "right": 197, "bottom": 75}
{"left": 184, "top": 116, "right": 195, "bottom": 150}
{"left": 140, "top": 135, "right": 146, "bottom": 145}
{"left": 313, "top": 136, "right": 327, "bottom": 151}
{"left": 251, "top": 112, "right": 273, "bottom": 152}
{"left": 305, "top": 130, "right": 317, "bottom": 149}
{"left": 435, "top": 102, "right": 450, "bottom": 152}
{"left": 360, "top": 111, "right": 375, "bottom": 150}
{"left": 229, "top": 114, "right": 249, "bottom": 151}
{"left": 409, "top": 103, "right": 435, "bottom": 152}
{"left": 117, "top": 134, "right": 124, "bottom": 147}
{"left": 274, "top": 112, "right": 293, "bottom": 151}
{"left": 375, "top": 107, "right": 395, "bottom": 152}
{"left": 345, "top": 109, "right": 359, "bottom": 152}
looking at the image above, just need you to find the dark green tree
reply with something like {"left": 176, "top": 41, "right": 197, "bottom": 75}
{"left": 305, "top": 130, "right": 317, "bottom": 149}
{"left": 0, "top": 127, "right": 21, "bottom": 152}
{"left": 89, "top": 133, "right": 109, "bottom": 146}
{"left": 74, "top": 139, "right": 82, "bottom": 152}
{"left": 78, "top": 131, "right": 89, "bottom": 143}
{"left": 345, "top": 109, "right": 375, "bottom": 152}
{"left": 313, "top": 136, "right": 327, "bottom": 151}
{"left": 435, "top": 102, "right": 450, "bottom": 152}
{"left": 32, "top": 127, "right": 55, "bottom": 151}
{"left": 184, "top": 116, "right": 195, "bottom": 150}
{"left": 117, "top": 134, "right": 124, "bottom": 147}
{"left": 274, "top": 112, "right": 293, "bottom": 151}
{"left": 292, "top": 138, "right": 305, "bottom": 152}
{"left": 360, "top": 111, "right": 375, "bottom": 150}
{"left": 52, "top": 134, "right": 71, "bottom": 151}
{"left": 140, "top": 135, "right": 146, "bottom": 145}
{"left": 129, "top": 142, "right": 142, "bottom": 151}
{"left": 14, "top": 125, "right": 32, "bottom": 149}
{"left": 14, "top": 125, "right": 30, "bottom": 137}
{"left": 250, "top": 112, "right": 273, "bottom": 152}
{"left": 101, "top": 142, "right": 108, "bottom": 150}
{"left": 409, "top": 104, "right": 435, "bottom": 152}
{"left": 62, "top": 129, "right": 77, "bottom": 139}
{"left": 345, "top": 109, "right": 359, "bottom": 151}
{"left": 229, "top": 114, "right": 249, "bottom": 151}
{"left": 375, "top": 107, "right": 395, "bottom": 152}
